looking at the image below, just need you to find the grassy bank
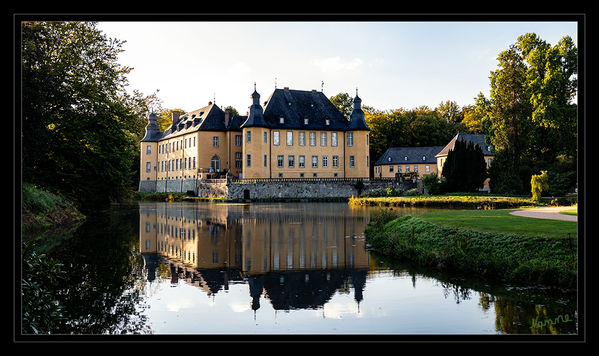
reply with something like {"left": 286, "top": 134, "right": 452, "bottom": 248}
{"left": 364, "top": 211, "right": 577, "bottom": 289}
{"left": 350, "top": 194, "right": 538, "bottom": 209}
{"left": 22, "top": 183, "right": 85, "bottom": 234}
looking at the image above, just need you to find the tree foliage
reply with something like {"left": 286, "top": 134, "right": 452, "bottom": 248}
{"left": 486, "top": 33, "right": 577, "bottom": 195}
{"left": 22, "top": 21, "right": 151, "bottom": 211}
{"left": 530, "top": 170, "right": 549, "bottom": 201}
{"left": 441, "top": 139, "right": 488, "bottom": 192}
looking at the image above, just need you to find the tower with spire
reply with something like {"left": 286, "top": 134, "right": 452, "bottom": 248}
{"left": 240, "top": 84, "right": 270, "bottom": 179}
{"left": 345, "top": 89, "right": 370, "bottom": 178}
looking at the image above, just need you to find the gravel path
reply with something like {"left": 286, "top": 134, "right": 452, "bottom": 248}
{"left": 509, "top": 206, "right": 577, "bottom": 222}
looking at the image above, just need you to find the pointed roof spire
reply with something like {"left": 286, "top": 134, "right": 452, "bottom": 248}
{"left": 348, "top": 88, "right": 369, "bottom": 131}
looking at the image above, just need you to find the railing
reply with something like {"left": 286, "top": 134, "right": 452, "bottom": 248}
{"left": 230, "top": 177, "right": 398, "bottom": 184}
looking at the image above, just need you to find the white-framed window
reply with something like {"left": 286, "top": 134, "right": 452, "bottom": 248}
{"left": 304, "top": 118, "right": 309, "bottom": 125}
{"left": 322, "top": 155, "right": 328, "bottom": 168}
{"left": 299, "top": 132, "right": 306, "bottom": 146}
{"left": 279, "top": 117, "right": 285, "bottom": 124}
{"left": 311, "top": 155, "right": 318, "bottom": 168}
{"left": 332, "top": 155, "right": 339, "bottom": 168}
{"left": 273, "top": 131, "right": 280, "bottom": 145}
{"left": 286, "top": 131, "right": 293, "bottom": 146}
{"left": 146, "top": 145, "right": 151, "bottom": 154}
{"left": 277, "top": 155, "right": 284, "bottom": 168}
{"left": 349, "top": 156, "right": 355, "bottom": 168}
{"left": 425, "top": 165, "right": 430, "bottom": 172}
{"left": 246, "top": 154, "right": 251, "bottom": 167}
{"left": 246, "top": 131, "right": 251, "bottom": 143}
{"left": 264, "top": 131, "right": 268, "bottom": 143}
{"left": 309, "top": 132, "right": 316, "bottom": 146}
{"left": 213, "top": 136, "right": 219, "bottom": 147}
{"left": 146, "top": 162, "right": 151, "bottom": 173}
{"left": 347, "top": 132, "right": 354, "bottom": 146}
{"left": 288, "top": 155, "right": 295, "bottom": 168}
{"left": 331, "top": 132, "right": 338, "bottom": 146}
{"left": 299, "top": 155, "right": 305, "bottom": 168}
{"left": 389, "top": 165, "right": 394, "bottom": 172}
{"left": 320, "top": 132, "right": 327, "bottom": 146}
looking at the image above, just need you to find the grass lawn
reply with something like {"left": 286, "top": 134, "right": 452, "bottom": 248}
{"left": 560, "top": 208, "right": 578, "bottom": 216}
{"left": 411, "top": 209, "right": 577, "bottom": 239}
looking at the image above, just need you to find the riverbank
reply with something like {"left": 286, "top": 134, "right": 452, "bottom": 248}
{"left": 349, "top": 194, "right": 539, "bottom": 209}
{"left": 22, "top": 183, "right": 86, "bottom": 237}
{"left": 364, "top": 211, "right": 577, "bottom": 289}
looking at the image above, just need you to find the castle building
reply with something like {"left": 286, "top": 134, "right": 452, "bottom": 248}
{"left": 140, "top": 86, "right": 370, "bottom": 184}
{"left": 241, "top": 86, "right": 370, "bottom": 179}
{"left": 140, "top": 101, "right": 246, "bottom": 183}
{"left": 373, "top": 132, "right": 495, "bottom": 191}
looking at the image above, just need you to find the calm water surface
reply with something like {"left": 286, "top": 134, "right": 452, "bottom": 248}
{"left": 26, "top": 202, "right": 578, "bottom": 336}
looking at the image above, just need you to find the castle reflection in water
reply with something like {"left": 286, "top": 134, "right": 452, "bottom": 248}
{"left": 139, "top": 202, "right": 375, "bottom": 312}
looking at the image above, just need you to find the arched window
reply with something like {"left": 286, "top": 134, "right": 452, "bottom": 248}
{"left": 211, "top": 155, "right": 221, "bottom": 172}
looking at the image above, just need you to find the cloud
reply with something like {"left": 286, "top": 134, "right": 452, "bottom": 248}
{"left": 312, "top": 57, "right": 363, "bottom": 73}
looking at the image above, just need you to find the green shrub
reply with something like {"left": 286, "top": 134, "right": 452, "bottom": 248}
{"left": 22, "top": 183, "right": 70, "bottom": 214}
{"left": 404, "top": 188, "right": 421, "bottom": 196}
{"left": 422, "top": 173, "right": 443, "bottom": 195}
{"left": 531, "top": 170, "right": 549, "bottom": 201}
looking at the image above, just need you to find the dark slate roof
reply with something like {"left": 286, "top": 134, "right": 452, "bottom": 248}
{"left": 245, "top": 88, "right": 351, "bottom": 130}
{"left": 140, "top": 113, "right": 162, "bottom": 142}
{"left": 435, "top": 133, "right": 493, "bottom": 157}
{"left": 228, "top": 115, "right": 246, "bottom": 131}
{"left": 348, "top": 95, "right": 370, "bottom": 130}
{"left": 160, "top": 103, "right": 227, "bottom": 140}
{"left": 374, "top": 146, "right": 445, "bottom": 166}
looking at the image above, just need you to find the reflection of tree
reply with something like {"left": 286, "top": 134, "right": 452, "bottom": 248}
{"left": 44, "top": 211, "right": 150, "bottom": 334}
{"left": 439, "top": 281, "right": 471, "bottom": 304}
{"left": 491, "top": 295, "right": 577, "bottom": 334}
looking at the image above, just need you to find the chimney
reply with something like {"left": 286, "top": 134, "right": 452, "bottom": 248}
{"left": 224, "top": 109, "right": 230, "bottom": 127}
{"left": 171, "top": 110, "right": 181, "bottom": 127}
{"left": 208, "top": 101, "right": 213, "bottom": 106}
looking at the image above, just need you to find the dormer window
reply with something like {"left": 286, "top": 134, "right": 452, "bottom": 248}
{"left": 422, "top": 156, "right": 426, "bottom": 161}
{"left": 404, "top": 156, "right": 408, "bottom": 161}
{"left": 325, "top": 119, "right": 330, "bottom": 125}
{"left": 280, "top": 117, "right": 285, "bottom": 124}
{"left": 388, "top": 157, "right": 392, "bottom": 162}
{"left": 304, "top": 118, "right": 309, "bottom": 125}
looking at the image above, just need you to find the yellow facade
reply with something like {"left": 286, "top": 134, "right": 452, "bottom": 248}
{"left": 374, "top": 162, "right": 438, "bottom": 178}
{"left": 140, "top": 88, "right": 371, "bottom": 183}
{"left": 242, "top": 128, "right": 369, "bottom": 179}
{"left": 154, "top": 131, "right": 242, "bottom": 180}
{"left": 140, "top": 141, "right": 158, "bottom": 182}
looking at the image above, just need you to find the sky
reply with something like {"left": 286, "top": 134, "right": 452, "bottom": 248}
{"left": 97, "top": 20, "right": 578, "bottom": 115}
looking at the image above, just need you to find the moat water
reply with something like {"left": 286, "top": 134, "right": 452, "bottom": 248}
{"left": 22, "top": 202, "right": 578, "bottom": 338}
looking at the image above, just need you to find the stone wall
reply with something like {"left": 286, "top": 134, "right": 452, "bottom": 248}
{"left": 140, "top": 178, "right": 421, "bottom": 200}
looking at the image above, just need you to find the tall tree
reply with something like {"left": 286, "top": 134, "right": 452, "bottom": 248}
{"left": 462, "top": 92, "right": 492, "bottom": 134}
{"left": 22, "top": 21, "right": 149, "bottom": 210}
{"left": 329, "top": 92, "right": 353, "bottom": 119}
{"left": 518, "top": 33, "right": 578, "bottom": 160}
{"left": 441, "top": 139, "right": 487, "bottom": 192}
{"left": 487, "top": 43, "right": 532, "bottom": 194}
{"left": 487, "top": 33, "right": 577, "bottom": 195}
